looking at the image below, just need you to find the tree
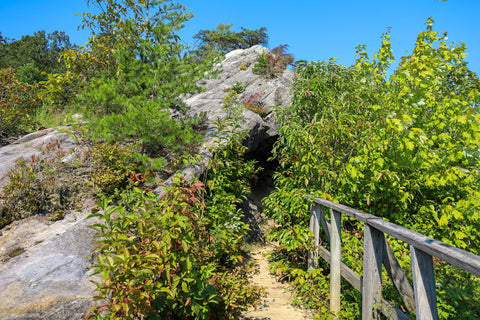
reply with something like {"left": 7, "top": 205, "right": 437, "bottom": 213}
{"left": 0, "top": 30, "right": 72, "bottom": 83}
{"left": 0, "top": 68, "right": 40, "bottom": 139}
{"left": 66, "top": 0, "right": 213, "bottom": 155}
{"left": 193, "top": 23, "right": 268, "bottom": 57}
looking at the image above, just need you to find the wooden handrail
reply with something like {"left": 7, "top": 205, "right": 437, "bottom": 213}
{"left": 308, "top": 197, "right": 480, "bottom": 320}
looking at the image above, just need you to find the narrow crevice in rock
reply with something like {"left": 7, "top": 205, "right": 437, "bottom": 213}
{"left": 243, "top": 135, "right": 279, "bottom": 243}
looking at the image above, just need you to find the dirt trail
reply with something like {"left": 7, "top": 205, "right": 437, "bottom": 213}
{"left": 241, "top": 242, "right": 313, "bottom": 320}
{"left": 241, "top": 147, "right": 313, "bottom": 319}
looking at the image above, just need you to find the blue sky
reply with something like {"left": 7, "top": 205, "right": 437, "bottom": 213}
{"left": 1, "top": 0, "right": 479, "bottom": 75}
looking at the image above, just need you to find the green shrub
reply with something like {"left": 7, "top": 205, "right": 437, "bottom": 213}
{"left": 252, "top": 45, "right": 294, "bottom": 77}
{"left": 0, "top": 68, "right": 41, "bottom": 140}
{"left": 89, "top": 142, "right": 140, "bottom": 195}
{"left": 231, "top": 81, "right": 246, "bottom": 94}
{"left": 241, "top": 92, "right": 267, "bottom": 116}
{"left": 87, "top": 99, "right": 201, "bottom": 156}
{"left": 87, "top": 176, "right": 263, "bottom": 319}
{"left": 252, "top": 53, "right": 269, "bottom": 75}
{"left": 265, "top": 19, "right": 480, "bottom": 318}
{"left": 86, "top": 110, "right": 264, "bottom": 319}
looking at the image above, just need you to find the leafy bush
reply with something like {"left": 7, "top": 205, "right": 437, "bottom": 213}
{"left": 252, "top": 54, "right": 269, "bottom": 75}
{"left": 193, "top": 23, "right": 268, "bottom": 58}
{"left": 89, "top": 142, "right": 141, "bottom": 195}
{"left": 38, "top": 71, "right": 81, "bottom": 110}
{"left": 223, "top": 86, "right": 268, "bottom": 117}
{"left": 241, "top": 92, "right": 267, "bottom": 116}
{"left": 0, "top": 143, "right": 90, "bottom": 228}
{"left": 265, "top": 19, "right": 480, "bottom": 318}
{"left": 0, "top": 68, "right": 40, "bottom": 140}
{"left": 252, "top": 45, "right": 294, "bottom": 77}
{"left": 86, "top": 130, "right": 264, "bottom": 319}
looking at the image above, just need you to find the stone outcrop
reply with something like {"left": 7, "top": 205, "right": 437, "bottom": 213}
{"left": 0, "top": 45, "right": 293, "bottom": 319}
{"left": 0, "top": 206, "right": 99, "bottom": 320}
{"left": 154, "top": 45, "right": 293, "bottom": 194}
{"left": 0, "top": 127, "right": 77, "bottom": 190}
{"left": 186, "top": 45, "right": 293, "bottom": 149}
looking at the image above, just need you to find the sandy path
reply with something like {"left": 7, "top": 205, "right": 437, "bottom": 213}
{"left": 241, "top": 243, "right": 313, "bottom": 320}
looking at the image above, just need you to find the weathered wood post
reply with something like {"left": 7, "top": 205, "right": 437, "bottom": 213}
{"left": 411, "top": 246, "right": 439, "bottom": 320}
{"left": 309, "top": 205, "right": 321, "bottom": 270}
{"left": 330, "top": 208, "right": 342, "bottom": 313}
{"left": 362, "top": 224, "right": 384, "bottom": 320}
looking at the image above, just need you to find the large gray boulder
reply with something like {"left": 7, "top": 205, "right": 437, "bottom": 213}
{"left": 0, "top": 45, "right": 293, "bottom": 319}
{"left": 0, "top": 206, "right": 99, "bottom": 320}
{"left": 186, "top": 45, "right": 293, "bottom": 149}
{"left": 154, "top": 45, "right": 293, "bottom": 194}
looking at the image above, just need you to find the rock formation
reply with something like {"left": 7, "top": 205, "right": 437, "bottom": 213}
{"left": 154, "top": 45, "right": 293, "bottom": 194}
{"left": 0, "top": 45, "right": 293, "bottom": 319}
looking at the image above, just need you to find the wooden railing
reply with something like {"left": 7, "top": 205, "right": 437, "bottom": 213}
{"left": 308, "top": 197, "right": 480, "bottom": 320}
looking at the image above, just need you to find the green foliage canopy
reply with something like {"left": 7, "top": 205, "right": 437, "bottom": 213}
{"left": 0, "top": 68, "right": 40, "bottom": 139}
{"left": 271, "top": 18, "right": 480, "bottom": 252}
{"left": 265, "top": 18, "right": 480, "bottom": 318}
{"left": 0, "top": 30, "right": 72, "bottom": 83}
{"left": 86, "top": 128, "right": 263, "bottom": 319}
{"left": 193, "top": 23, "right": 268, "bottom": 57}
{"left": 43, "top": 0, "right": 214, "bottom": 155}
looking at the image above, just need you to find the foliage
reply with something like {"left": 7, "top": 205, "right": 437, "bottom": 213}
{"left": 69, "top": 0, "right": 212, "bottom": 157}
{"left": 0, "top": 30, "right": 72, "bottom": 83}
{"left": 230, "top": 81, "right": 246, "bottom": 94}
{"left": 241, "top": 92, "right": 267, "bottom": 116}
{"left": 342, "top": 19, "right": 480, "bottom": 250}
{"left": 87, "top": 98, "right": 201, "bottom": 155}
{"left": 38, "top": 71, "right": 81, "bottom": 109}
{"left": 38, "top": 0, "right": 213, "bottom": 162}
{"left": 252, "top": 45, "right": 294, "bottom": 77}
{"left": 223, "top": 85, "right": 268, "bottom": 117}
{"left": 193, "top": 23, "right": 268, "bottom": 58}
{"left": 86, "top": 127, "right": 264, "bottom": 319}
{"left": 89, "top": 142, "right": 141, "bottom": 195}
{"left": 0, "top": 135, "right": 158, "bottom": 229}
{"left": 0, "top": 68, "right": 41, "bottom": 140}
{"left": 265, "top": 18, "right": 480, "bottom": 318}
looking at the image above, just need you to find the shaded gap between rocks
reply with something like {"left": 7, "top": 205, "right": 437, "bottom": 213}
{"left": 243, "top": 135, "right": 279, "bottom": 243}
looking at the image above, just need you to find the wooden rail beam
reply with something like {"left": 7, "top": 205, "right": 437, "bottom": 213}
{"left": 311, "top": 197, "right": 480, "bottom": 277}
{"left": 318, "top": 245, "right": 410, "bottom": 320}
{"left": 308, "top": 204, "right": 321, "bottom": 270}
{"left": 382, "top": 239, "right": 415, "bottom": 312}
{"left": 308, "top": 197, "right": 480, "bottom": 320}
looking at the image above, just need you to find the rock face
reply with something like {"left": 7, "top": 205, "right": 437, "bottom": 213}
{"left": 0, "top": 207, "right": 99, "bottom": 320}
{"left": 154, "top": 45, "right": 293, "bottom": 194}
{"left": 0, "top": 45, "right": 293, "bottom": 319}
{"left": 186, "top": 45, "right": 293, "bottom": 150}
{"left": 0, "top": 127, "right": 77, "bottom": 190}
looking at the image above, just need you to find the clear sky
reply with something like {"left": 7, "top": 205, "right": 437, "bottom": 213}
{"left": 1, "top": 0, "right": 479, "bottom": 75}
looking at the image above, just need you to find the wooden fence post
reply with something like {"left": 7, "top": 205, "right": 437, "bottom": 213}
{"left": 309, "top": 204, "right": 321, "bottom": 270}
{"left": 362, "top": 224, "right": 384, "bottom": 320}
{"left": 330, "top": 208, "right": 342, "bottom": 313}
{"left": 411, "top": 246, "right": 439, "bottom": 320}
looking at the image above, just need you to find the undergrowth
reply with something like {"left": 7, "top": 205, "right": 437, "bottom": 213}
{"left": 264, "top": 19, "right": 480, "bottom": 319}
{"left": 0, "top": 142, "right": 90, "bottom": 228}
{"left": 85, "top": 109, "right": 266, "bottom": 319}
